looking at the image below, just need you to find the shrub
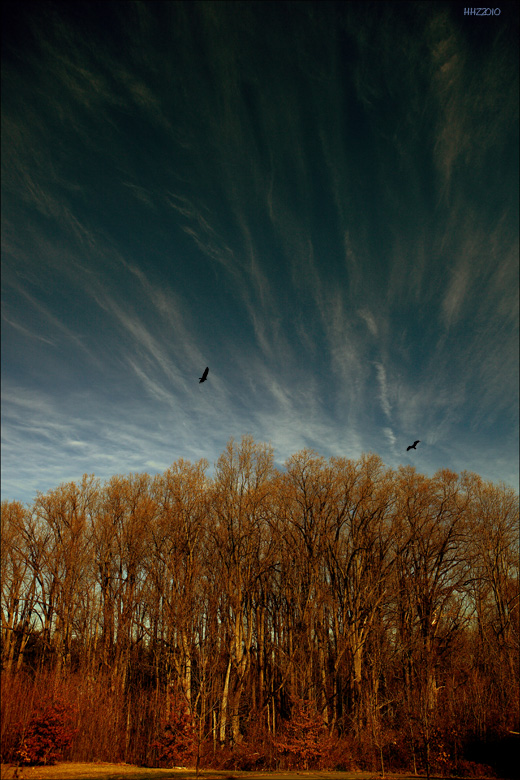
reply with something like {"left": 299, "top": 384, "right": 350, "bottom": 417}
{"left": 273, "top": 696, "right": 334, "bottom": 770}
{"left": 14, "top": 701, "right": 77, "bottom": 766}
{"left": 152, "top": 704, "right": 197, "bottom": 766}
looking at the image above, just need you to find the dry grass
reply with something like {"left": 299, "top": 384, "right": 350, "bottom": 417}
{"left": 0, "top": 764, "right": 486, "bottom": 780}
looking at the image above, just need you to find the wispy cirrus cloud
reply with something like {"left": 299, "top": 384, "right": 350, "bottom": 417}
{"left": 441, "top": 261, "right": 471, "bottom": 330}
{"left": 374, "top": 362, "right": 392, "bottom": 420}
{"left": 1, "top": 2, "right": 517, "bottom": 504}
{"left": 358, "top": 308, "right": 378, "bottom": 338}
{"left": 3, "top": 277, "right": 99, "bottom": 365}
{"left": 2, "top": 311, "right": 56, "bottom": 345}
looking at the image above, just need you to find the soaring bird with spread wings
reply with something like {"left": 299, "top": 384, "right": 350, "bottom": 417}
{"left": 407, "top": 440, "right": 420, "bottom": 451}
{"left": 199, "top": 366, "right": 209, "bottom": 384}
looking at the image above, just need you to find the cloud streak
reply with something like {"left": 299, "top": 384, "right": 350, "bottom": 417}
{"left": 1, "top": 2, "right": 517, "bottom": 503}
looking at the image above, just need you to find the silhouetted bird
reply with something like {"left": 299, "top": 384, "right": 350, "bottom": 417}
{"left": 199, "top": 366, "right": 209, "bottom": 384}
{"left": 407, "top": 440, "right": 420, "bottom": 451}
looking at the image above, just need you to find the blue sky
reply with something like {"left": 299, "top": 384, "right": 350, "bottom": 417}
{"left": 2, "top": 1, "right": 518, "bottom": 504}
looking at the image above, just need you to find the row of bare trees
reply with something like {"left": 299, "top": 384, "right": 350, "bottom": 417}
{"left": 1, "top": 436, "right": 518, "bottom": 768}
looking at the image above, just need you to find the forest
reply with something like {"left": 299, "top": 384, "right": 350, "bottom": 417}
{"left": 1, "top": 436, "right": 518, "bottom": 776}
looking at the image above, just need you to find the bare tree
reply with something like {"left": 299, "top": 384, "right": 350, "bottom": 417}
{"left": 148, "top": 459, "right": 208, "bottom": 711}
{"left": 325, "top": 454, "right": 396, "bottom": 733}
{"left": 392, "top": 467, "right": 471, "bottom": 777}
{"left": 208, "top": 436, "right": 275, "bottom": 745}
{"left": 32, "top": 475, "right": 98, "bottom": 672}
{"left": 1, "top": 440, "right": 518, "bottom": 773}
{"left": 466, "top": 474, "right": 519, "bottom": 735}
{"left": 1, "top": 501, "right": 40, "bottom": 672}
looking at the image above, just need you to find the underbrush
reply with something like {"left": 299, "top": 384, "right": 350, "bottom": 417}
{"left": 3, "top": 698, "right": 77, "bottom": 766}
{"left": 0, "top": 671, "right": 512, "bottom": 776}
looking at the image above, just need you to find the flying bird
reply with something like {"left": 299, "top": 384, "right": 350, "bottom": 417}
{"left": 407, "top": 440, "right": 421, "bottom": 451}
{"left": 199, "top": 366, "right": 209, "bottom": 384}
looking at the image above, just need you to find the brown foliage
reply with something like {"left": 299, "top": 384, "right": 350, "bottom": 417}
{"left": 1, "top": 438, "right": 518, "bottom": 776}
{"left": 273, "top": 697, "right": 334, "bottom": 769}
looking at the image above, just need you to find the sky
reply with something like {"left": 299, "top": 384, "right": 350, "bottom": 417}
{"left": 2, "top": 0, "right": 519, "bottom": 505}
